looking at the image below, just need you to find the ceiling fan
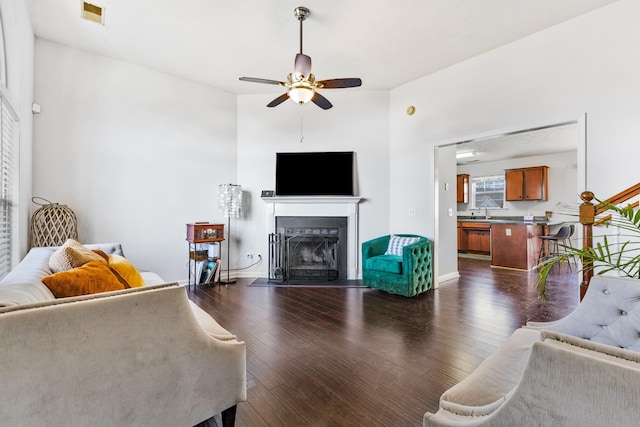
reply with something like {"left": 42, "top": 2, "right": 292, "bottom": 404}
{"left": 239, "top": 6, "right": 362, "bottom": 110}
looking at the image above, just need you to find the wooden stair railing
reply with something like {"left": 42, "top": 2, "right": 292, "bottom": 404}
{"left": 579, "top": 182, "right": 640, "bottom": 300}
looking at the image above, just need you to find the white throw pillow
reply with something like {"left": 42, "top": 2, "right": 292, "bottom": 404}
{"left": 385, "top": 235, "right": 420, "bottom": 256}
{"left": 49, "top": 239, "right": 107, "bottom": 273}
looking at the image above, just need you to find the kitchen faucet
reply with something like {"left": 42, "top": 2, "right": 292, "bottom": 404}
{"left": 481, "top": 204, "right": 491, "bottom": 220}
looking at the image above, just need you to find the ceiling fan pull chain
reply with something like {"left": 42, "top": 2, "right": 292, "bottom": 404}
{"left": 300, "top": 106, "right": 304, "bottom": 143}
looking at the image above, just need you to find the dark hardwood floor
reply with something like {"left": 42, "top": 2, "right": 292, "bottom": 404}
{"left": 187, "top": 257, "right": 579, "bottom": 427}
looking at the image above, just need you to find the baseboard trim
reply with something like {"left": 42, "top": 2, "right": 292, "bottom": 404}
{"left": 437, "top": 271, "right": 460, "bottom": 286}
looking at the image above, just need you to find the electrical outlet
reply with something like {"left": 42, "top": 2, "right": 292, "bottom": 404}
{"left": 246, "top": 252, "right": 254, "bottom": 259}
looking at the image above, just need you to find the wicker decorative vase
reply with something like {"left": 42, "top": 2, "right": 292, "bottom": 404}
{"left": 29, "top": 200, "right": 78, "bottom": 248}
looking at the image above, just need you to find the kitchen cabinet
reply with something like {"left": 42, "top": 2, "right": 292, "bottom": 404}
{"left": 457, "top": 174, "right": 469, "bottom": 203}
{"left": 458, "top": 221, "right": 490, "bottom": 254}
{"left": 491, "top": 223, "right": 546, "bottom": 270}
{"left": 505, "top": 166, "right": 548, "bottom": 201}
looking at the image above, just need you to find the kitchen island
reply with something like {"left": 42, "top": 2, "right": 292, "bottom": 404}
{"left": 457, "top": 221, "right": 491, "bottom": 254}
{"left": 457, "top": 216, "right": 550, "bottom": 270}
{"left": 490, "top": 222, "right": 547, "bottom": 270}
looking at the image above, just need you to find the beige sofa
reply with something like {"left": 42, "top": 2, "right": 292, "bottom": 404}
{"left": 0, "top": 243, "right": 246, "bottom": 427}
{"left": 424, "top": 274, "right": 640, "bottom": 426}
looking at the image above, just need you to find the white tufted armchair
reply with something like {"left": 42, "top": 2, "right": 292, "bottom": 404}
{"left": 424, "top": 274, "right": 640, "bottom": 426}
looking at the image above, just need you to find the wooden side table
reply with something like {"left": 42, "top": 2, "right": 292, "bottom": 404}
{"left": 186, "top": 222, "right": 224, "bottom": 291}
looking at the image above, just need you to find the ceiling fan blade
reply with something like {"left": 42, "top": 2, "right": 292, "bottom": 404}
{"left": 267, "top": 93, "right": 290, "bottom": 108}
{"left": 311, "top": 92, "right": 333, "bottom": 110}
{"left": 294, "top": 54, "right": 312, "bottom": 79}
{"left": 316, "top": 78, "right": 362, "bottom": 89}
{"left": 239, "top": 77, "right": 285, "bottom": 86}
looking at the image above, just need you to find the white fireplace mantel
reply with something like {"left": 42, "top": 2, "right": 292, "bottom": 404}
{"left": 262, "top": 196, "right": 363, "bottom": 279}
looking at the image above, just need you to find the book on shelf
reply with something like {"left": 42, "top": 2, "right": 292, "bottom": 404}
{"left": 200, "top": 258, "right": 221, "bottom": 284}
{"left": 189, "top": 259, "right": 205, "bottom": 284}
{"left": 189, "top": 249, "right": 209, "bottom": 261}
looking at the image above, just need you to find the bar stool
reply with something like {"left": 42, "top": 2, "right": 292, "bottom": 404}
{"left": 537, "top": 224, "right": 575, "bottom": 269}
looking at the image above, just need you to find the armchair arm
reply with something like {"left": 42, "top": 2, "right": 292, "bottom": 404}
{"left": 493, "top": 337, "right": 640, "bottom": 425}
{"left": 424, "top": 336, "right": 640, "bottom": 426}
{"left": 402, "top": 238, "right": 433, "bottom": 292}
{"left": 362, "top": 235, "right": 390, "bottom": 260}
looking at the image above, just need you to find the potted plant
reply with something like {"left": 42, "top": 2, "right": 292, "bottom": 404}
{"left": 536, "top": 199, "right": 640, "bottom": 300}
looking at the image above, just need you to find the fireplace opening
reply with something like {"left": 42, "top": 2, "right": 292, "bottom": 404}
{"left": 269, "top": 216, "right": 347, "bottom": 282}
{"left": 287, "top": 233, "right": 339, "bottom": 281}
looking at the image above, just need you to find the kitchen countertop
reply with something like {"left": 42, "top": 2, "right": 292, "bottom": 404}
{"left": 457, "top": 216, "right": 552, "bottom": 225}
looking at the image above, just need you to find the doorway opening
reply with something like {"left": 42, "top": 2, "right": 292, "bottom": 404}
{"left": 434, "top": 115, "right": 587, "bottom": 286}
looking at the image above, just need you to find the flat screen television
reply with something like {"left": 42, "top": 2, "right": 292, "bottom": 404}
{"left": 275, "top": 151, "right": 354, "bottom": 196}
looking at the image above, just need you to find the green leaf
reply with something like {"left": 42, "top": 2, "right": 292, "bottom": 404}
{"left": 536, "top": 194, "right": 640, "bottom": 299}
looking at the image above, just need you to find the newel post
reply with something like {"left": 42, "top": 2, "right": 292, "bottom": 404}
{"left": 579, "top": 191, "right": 596, "bottom": 301}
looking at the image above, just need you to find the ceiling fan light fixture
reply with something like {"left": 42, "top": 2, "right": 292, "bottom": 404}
{"left": 289, "top": 84, "right": 315, "bottom": 104}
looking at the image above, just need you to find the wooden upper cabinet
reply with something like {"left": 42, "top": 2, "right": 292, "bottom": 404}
{"left": 457, "top": 174, "right": 469, "bottom": 203}
{"left": 505, "top": 166, "right": 548, "bottom": 201}
{"left": 505, "top": 169, "right": 524, "bottom": 201}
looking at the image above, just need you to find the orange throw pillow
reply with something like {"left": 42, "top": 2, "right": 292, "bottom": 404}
{"left": 92, "top": 249, "right": 109, "bottom": 262}
{"left": 42, "top": 260, "right": 125, "bottom": 298}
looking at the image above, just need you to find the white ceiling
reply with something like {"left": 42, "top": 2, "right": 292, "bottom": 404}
{"left": 455, "top": 122, "right": 579, "bottom": 165}
{"left": 26, "top": 1, "right": 606, "bottom": 163}
{"left": 26, "top": 0, "right": 618, "bottom": 96}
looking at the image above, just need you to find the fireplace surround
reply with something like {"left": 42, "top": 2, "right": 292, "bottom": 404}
{"left": 262, "top": 196, "right": 363, "bottom": 280}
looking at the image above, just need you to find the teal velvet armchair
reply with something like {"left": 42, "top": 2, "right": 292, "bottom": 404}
{"left": 361, "top": 234, "right": 433, "bottom": 297}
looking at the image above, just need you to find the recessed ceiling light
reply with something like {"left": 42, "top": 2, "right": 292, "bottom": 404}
{"left": 81, "top": 2, "right": 104, "bottom": 25}
{"left": 456, "top": 151, "right": 476, "bottom": 159}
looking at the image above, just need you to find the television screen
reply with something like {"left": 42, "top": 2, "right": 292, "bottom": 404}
{"left": 276, "top": 151, "right": 354, "bottom": 196}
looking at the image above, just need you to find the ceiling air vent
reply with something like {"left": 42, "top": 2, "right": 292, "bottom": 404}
{"left": 81, "top": 2, "right": 104, "bottom": 25}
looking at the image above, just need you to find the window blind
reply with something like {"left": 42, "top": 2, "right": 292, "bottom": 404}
{"left": 0, "top": 94, "right": 17, "bottom": 280}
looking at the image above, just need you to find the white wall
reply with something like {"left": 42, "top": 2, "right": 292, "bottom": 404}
{"left": 236, "top": 90, "right": 390, "bottom": 277}
{"left": 2, "top": 0, "right": 34, "bottom": 263}
{"left": 435, "top": 144, "right": 458, "bottom": 284}
{"left": 390, "top": 0, "right": 640, "bottom": 282}
{"left": 32, "top": 40, "right": 237, "bottom": 281}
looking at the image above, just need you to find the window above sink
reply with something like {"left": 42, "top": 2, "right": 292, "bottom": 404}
{"left": 470, "top": 175, "right": 505, "bottom": 209}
